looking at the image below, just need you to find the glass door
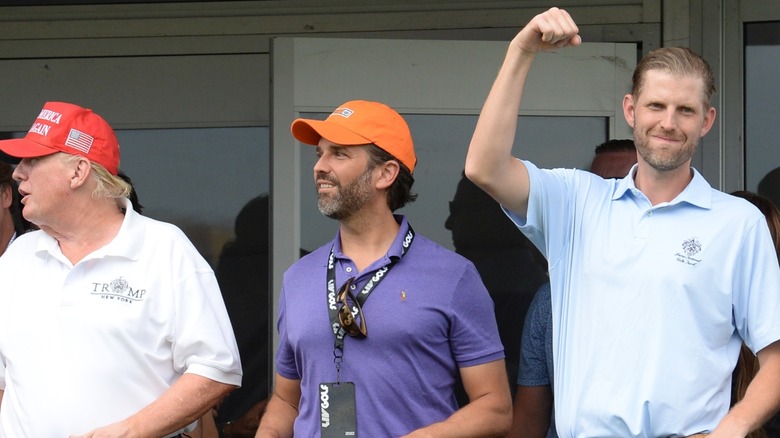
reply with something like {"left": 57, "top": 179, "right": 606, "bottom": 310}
{"left": 744, "top": 21, "right": 780, "bottom": 207}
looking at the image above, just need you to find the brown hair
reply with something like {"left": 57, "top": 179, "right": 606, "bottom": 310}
{"left": 0, "top": 161, "right": 33, "bottom": 233}
{"left": 730, "top": 190, "right": 780, "bottom": 438}
{"left": 0, "top": 162, "right": 12, "bottom": 188}
{"left": 632, "top": 47, "right": 716, "bottom": 108}
{"left": 594, "top": 138, "right": 636, "bottom": 155}
{"left": 365, "top": 144, "right": 417, "bottom": 211}
{"left": 0, "top": 162, "right": 14, "bottom": 216}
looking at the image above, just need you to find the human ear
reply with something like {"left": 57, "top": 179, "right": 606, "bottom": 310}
{"left": 376, "top": 160, "right": 400, "bottom": 190}
{"left": 699, "top": 106, "right": 717, "bottom": 137}
{"left": 69, "top": 158, "right": 93, "bottom": 189}
{"left": 622, "top": 94, "right": 636, "bottom": 129}
{"left": 1, "top": 185, "right": 11, "bottom": 209}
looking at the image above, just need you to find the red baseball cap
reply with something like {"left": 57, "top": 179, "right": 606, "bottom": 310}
{"left": 0, "top": 102, "right": 120, "bottom": 175}
{"left": 291, "top": 100, "right": 416, "bottom": 174}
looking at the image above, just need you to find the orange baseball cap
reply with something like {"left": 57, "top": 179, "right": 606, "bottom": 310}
{"left": 0, "top": 101, "right": 120, "bottom": 175}
{"left": 291, "top": 100, "right": 416, "bottom": 173}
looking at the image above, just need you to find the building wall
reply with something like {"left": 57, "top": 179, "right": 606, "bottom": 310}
{"left": 0, "top": 1, "right": 665, "bottom": 129}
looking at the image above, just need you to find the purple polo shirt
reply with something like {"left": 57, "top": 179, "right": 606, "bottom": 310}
{"left": 276, "top": 215, "right": 504, "bottom": 437}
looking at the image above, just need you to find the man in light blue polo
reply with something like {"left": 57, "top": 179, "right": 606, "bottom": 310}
{"left": 466, "top": 7, "right": 780, "bottom": 437}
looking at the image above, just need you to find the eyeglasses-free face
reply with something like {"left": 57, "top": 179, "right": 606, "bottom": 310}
{"left": 337, "top": 277, "right": 367, "bottom": 338}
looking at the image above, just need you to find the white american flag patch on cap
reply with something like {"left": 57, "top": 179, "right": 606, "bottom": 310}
{"left": 64, "top": 128, "right": 94, "bottom": 153}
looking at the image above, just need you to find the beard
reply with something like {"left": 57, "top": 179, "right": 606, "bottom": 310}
{"left": 634, "top": 128, "right": 698, "bottom": 172}
{"left": 317, "top": 164, "right": 375, "bottom": 220}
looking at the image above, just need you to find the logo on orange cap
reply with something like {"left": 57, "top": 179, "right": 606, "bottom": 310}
{"left": 331, "top": 108, "right": 354, "bottom": 118}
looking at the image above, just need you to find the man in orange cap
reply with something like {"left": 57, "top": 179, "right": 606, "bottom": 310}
{"left": 0, "top": 102, "right": 242, "bottom": 437}
{"left": 257, "top": 100, "right": 512, "bottom": 437}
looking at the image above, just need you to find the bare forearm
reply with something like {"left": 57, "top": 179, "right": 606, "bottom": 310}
{"left": 256, "top": 375, "right": 301, "bottom": 438}
{"left": 132, "top": 374, "right": 235, "bottom": 436}
{"left": 508, "top": 385, "right": 553, "bottom": 438}
{"left": 73, "top": 374, "right": 236, "bottom": 437}
{"left": 402, "top": 392, "right": 512, "bottom": 438}
{"left": 712, "top": 342, "right": 780, "bottom": 437}
{"left": 403, "top": 360, "right": 512, "bottom": 438}
{"left": 465, "top": 42, "right": 535, "bottom": 189}
{"left": 255, "top": 393, "right": 298, "bottom": 438}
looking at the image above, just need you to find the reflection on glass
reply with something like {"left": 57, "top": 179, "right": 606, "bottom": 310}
{"left": 745, "top": 22, "right": 780, "bottom": 209}
{"left": 445, "top": 172, "right": 548, "bottom": 404}
{"left": 117, "top": 127, "right": 272, "bottom": 428}
{"left": 213, "top": 193, "right": 272, "bottom": 427}
{"left": 116, "top": 127, "right": 269, "bottom": 266}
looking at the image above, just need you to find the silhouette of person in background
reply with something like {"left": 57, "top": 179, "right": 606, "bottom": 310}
{"left": 446, "top": 172, "right": 548, "bottom": 406}
{"left": 758, "top": 167, "right": 780, "bottom": 212}
{"left": 214, "top": 194, "right": 271, "bottom": 437}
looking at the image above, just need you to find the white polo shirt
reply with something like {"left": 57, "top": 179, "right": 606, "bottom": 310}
{"left": 507, "top": 161, "right": 780, "bottom": 437}
{"left": 0, "top": 199, "right": 242, "bottom": 437}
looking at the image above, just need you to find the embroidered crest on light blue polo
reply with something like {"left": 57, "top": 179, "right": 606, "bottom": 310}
{"left": 676, "top": 237, "right": 703, "bottom": 266}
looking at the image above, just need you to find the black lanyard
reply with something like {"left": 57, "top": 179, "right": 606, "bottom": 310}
{"left": 326, "top": 225, "right": 415, "bottom": 380}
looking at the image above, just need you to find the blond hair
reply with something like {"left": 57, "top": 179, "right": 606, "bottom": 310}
{"left": 60, "top": 153, "right": 132, "bottom": 200}
{"left": 632, "top": 47, "right": 716, "bottom": 108}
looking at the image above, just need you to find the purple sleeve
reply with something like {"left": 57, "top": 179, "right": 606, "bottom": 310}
{"left": 449, "top": 264, "right": 505, "bottom": 367}
{"left": 274, "top": 284, "right": 300, "bottom": 380}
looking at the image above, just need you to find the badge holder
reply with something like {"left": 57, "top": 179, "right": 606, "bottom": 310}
{"left": 319, "top": 381, "right": 357, "bottom": 437}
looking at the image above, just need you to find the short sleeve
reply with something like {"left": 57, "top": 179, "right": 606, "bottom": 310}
{"left": 173, "top": 271, "right": 242, "bottom": 386}
{"left": 518, "top": 283, "right": 552, "bottom": 387}
{"left": 732, "top": 217, "right": 780, "bottom": 354}
{"left": 274, "top": 283, "right": 301, "bottom": 380}
{"left": 449, "top": 265, "right": 505, "bottom": 367}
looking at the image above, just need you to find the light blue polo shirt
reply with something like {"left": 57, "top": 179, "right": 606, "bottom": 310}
{"left": 505, "top": 161, "right": 780, "bottom": 437}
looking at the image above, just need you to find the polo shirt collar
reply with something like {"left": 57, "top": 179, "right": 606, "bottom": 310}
{"left": 106, "top": 198, "right": 146, "bottom": 260}
{"left": 35, "top": 197, "right": 145, "bottom": 263}
{"left": 333, "top": 214, "right": 410, "bottom": 265}
{"left": 674, "top": 167, "right": 712, "bottom": 209}
{"left": 611, "top": 164, "right": 637, "bottom": 200}
{"left": 620, "top": 164, "right": 712, "bottom": 209}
